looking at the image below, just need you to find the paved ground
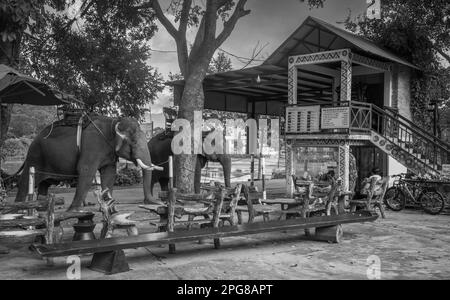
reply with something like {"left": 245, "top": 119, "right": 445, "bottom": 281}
{"left": 1, "top": 182, "right": 450, "bottom": 280}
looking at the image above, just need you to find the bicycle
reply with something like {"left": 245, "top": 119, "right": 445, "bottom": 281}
{"left": 384, "top": 174, "right": 445, "bottom": 215}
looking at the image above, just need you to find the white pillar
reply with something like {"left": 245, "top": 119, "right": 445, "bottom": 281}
{"left": 286, "top": 142, "right": 295, "bottom": 197}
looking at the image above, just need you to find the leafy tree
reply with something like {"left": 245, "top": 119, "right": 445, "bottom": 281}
{"left": 0, "top": 0, "right": 164, "bottom": 151}
{"left": 8, "top": 105, "right": 56, "bottom": 138}
{"left": 22, "top": 1, "right": 164, "bottom": 119}
{"left": 146, "top": 0, "right": 324, "bottom": 193}
{"left": 344, "top": 0, "right": 450, "bottom": 134}
{"left": 0, "top": 0, "right": 67, "bottom": 148}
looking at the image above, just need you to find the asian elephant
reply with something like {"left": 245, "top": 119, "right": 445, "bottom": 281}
{"left": 15, "top": 116, "right": 160, "bottom": 211}
{"left": 144, "top": 132, "right": 231, "bottom": 201}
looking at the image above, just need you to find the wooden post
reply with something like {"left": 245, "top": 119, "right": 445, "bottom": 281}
{"left": 303, "top": 182, "right": 313, "bottom": 236}
{"left": 27, "top": 167, "right": 35, "bottom": 217}
{"left": 45, "top": 194, "right": 55, "bottom": 266}
{"left": 261, "top": 157, "right": 266, "bottom": 201}
{"left": 169, "top": 156, "right": 174, "bottom": 189}
{"left": 168, "top": 187, "right": 176, "bottom": 254}
{"left": 213, "top": 188, "right": 226, "bottom": 249}
{"left": 250, "top": 154, "right": 255, "bottom": 188}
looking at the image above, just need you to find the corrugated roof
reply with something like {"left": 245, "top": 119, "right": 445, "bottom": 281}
{"left": 264, "top": 16, "right": 418, "bottom": 69}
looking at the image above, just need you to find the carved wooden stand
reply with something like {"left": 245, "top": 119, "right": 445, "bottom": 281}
{"left": 89, "top": 188, "right": 130, "bottom": 275}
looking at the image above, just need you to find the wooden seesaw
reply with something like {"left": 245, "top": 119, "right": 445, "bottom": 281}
{"left": 31, "top": 210, "right": 378, "bottom": 275}
{"left": 31, "top": 158, "right": 379, "bottom": 275}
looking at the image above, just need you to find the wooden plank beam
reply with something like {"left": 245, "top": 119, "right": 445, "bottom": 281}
{"left": 33, "top": 212, "right": 379, "bottom": 258}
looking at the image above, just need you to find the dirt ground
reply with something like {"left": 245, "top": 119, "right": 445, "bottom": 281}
{"left": 1, "top": 182, "right": 450, "bottom": 280}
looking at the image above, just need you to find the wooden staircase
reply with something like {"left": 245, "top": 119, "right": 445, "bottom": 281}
{"left": 368, "top": 105, "right": 450, "bottom": 178}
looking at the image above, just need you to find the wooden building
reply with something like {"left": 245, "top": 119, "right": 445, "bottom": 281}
{"left": 169, "top": 16, "right": 450, "bottom": 196}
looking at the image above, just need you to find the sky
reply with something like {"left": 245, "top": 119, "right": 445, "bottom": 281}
{"left": 147, "top": 0, "right": 367, "bottom": 126}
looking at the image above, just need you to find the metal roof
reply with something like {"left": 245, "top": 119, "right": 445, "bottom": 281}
{"left": 0, "top": 64, "right": 79, "bottom": 106}
{"left": 264, "top": 16, "right": 418, "bottom": 69}
{"left": 168, "top": 16, "right": 418, "bottom": 106}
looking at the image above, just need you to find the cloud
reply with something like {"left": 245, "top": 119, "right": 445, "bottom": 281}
{"left": 152, "top": 88, "right": 173, "bottom": 114}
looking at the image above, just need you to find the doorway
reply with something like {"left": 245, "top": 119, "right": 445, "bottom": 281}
{"left": 352, "top": 146, "right": 385, "bottom": 192}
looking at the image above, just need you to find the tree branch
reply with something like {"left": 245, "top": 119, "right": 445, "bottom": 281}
{"left": 150, "top": 0, "right": 179, "bottom": 39}
{"left": 178, "top": 0, "right": 192, "bottom": 36}
{"left": 203, "top": 1, "right": 219, "bottom": 45}
{"left": 433, "top": 45, "right": 450, "bottom": 64}
{"left": 215, "top": 0, "right": 250, "bottom": 49}
{"left": 189, "top": 16, "right": 206, "bottom": 61}
{"left": 62, "top": 0, "right": 94, "bottom": 32}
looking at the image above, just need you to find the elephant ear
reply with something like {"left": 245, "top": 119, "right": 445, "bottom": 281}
{"left": 115, "top": 122, "right": 127, "bottom": 152}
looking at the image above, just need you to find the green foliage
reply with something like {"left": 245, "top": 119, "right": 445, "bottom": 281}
{"left": 0, "top": 0, "right": 69, "bottom": 41}
{"left": 0, "top": 137, "right": 31, "bottom": 158}
{"left": 344, "top": 0, "right": 450, "bottom": 133}
{"left": 18, "top": 1, "right": 164, "bottom": 120}
{"left": 115, "top": 166, "right": 142, "bottom": 186}
{"left": 8, "top": 105, "right": 56, "bottom": 138}
{"left": 208, "top": 51, "right": 233, "bottom": 74}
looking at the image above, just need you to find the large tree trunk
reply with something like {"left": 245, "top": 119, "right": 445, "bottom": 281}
{"left": 175, "top": 61, "right": 209, "bottom": 193}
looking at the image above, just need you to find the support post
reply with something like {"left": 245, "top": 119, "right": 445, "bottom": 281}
{"left": 261, "top": 157, "right": 266, "bottom": 201}
{"left": 169, "top": 156, "right": 174, "bottom": 189}
{"left": 45, "top": 194, "right": 55, "bottom": 266}
{"left": 338, "top": 144, "right": 350, "bottom": 192}
{"left": 286, "top": 143, "right": 294, "bottom": 197}
{"left": 213, "top": 188, "right": 225, "bottom": 249}
{"left": 250, "top": 154, "right": 255, "bottom": 188}
{"left": 168, "top": 187, "right": 176, "bottom": 254}
{"left": 28, "top": 167, "right": 35, "bottom": 217}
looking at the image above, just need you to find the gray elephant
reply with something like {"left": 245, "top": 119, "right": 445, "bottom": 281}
{"left": 15, "top": 116, "right": 160, "bottom": 211}
{"left": 144, "top": 132, "right": 231, "bottom": 200}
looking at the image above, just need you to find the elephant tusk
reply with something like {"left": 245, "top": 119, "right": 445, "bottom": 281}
{"left": 151, "top": 165, "right": 164, "bottom": 171}
{"left": 115, "top": 123, "right": 127, "bottom": 140}
{"left": 137, "top": 159, "right": 164, "bottom": 171}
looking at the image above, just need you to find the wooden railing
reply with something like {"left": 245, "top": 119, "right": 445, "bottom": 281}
{"left": 285, "top": 101, "right": 450, "bottom": 172}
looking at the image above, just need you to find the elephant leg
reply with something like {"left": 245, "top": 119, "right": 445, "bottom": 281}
{"left": 194, "top": 158, "right": 203, "bottom": 194}
{"left": 15, "top": 166, "right": 31, "bottom": 203}
{"left": 159, "top": 178, "right": 169, "bottom": 191}
{"left": 37, "top": 180, "right": 51, "bottom": 197}
{"left": 69, "top": 163, "right": 98, "bottom": 211}
{"left": 99, "top": 165, "right": 116, "bottom": 194}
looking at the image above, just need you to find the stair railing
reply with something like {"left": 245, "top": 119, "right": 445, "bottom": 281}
{"left": 370, "top": 104, "right": 449, "bottom": 170}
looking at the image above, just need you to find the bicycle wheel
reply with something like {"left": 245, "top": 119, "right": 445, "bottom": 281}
{"left": 418, "top": 190, "right": 445, "bottom": 215}
{"left": 384, "top": 187, "right": 406, "bottom": 211}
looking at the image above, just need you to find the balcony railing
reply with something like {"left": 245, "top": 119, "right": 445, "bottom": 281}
{"left": 285, "top": 101, "right": 373, "bottom": 135}
{"left": 285, "top": 101, "right": 450, "bottom": 172}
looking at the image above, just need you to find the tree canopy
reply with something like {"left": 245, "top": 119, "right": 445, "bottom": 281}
{"left": 2, "top": 1, "right": 165, "bottom": 120}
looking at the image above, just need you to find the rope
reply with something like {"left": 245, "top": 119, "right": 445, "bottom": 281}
{"left": 34, "top": 170, "right": 79, "bottom": 178}
{"left": 43, "top": 122, "right": 54, "bottom": 139}
{"left": 83, "top": 113, "right": 116, "bottom": 151}
{"left": 153, "top": 159, "right": 170, "bottom": 167}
